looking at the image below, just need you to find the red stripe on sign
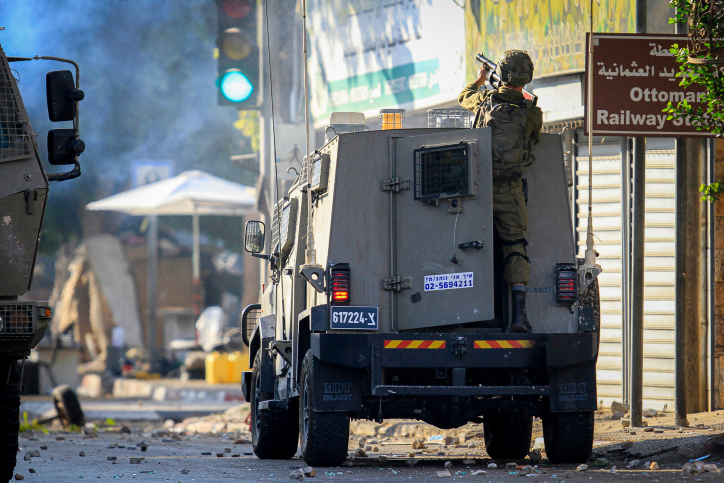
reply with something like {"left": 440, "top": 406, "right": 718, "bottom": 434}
{"left": 418, "top": 340, "right": 433, "bottom": 349}
{"left": 509, "top": 340, "right": 523, "bottom": 348}
{"left": 487, "top": 340, "right": 502, "bottom": 349}
{"left": 397, "top": 340, "right": 412, "bottom": 349}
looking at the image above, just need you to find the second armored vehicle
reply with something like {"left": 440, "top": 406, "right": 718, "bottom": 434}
{"left": 242, "top": 120, "right": 599, "bottom": 466}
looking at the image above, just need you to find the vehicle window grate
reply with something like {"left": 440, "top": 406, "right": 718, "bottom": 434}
{"left": 0, "top": 50, "right": 31, "bottom": 163}
{"left": 0, "top": 303, "right": 36, "bottom": 339}
{"left": 414, "top": 144, "right": 470, "bottom": 201}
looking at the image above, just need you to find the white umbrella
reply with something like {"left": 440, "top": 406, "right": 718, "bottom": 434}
{"left": 87, "top": 169, "right": 256, "bottom": 215}
{"left": 87, "top": 170, "right": 256, "bottom": 359}
{"left": 87, "top": 170, "right": 256, "bottom": 279}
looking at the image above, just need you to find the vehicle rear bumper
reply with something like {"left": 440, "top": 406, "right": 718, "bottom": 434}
{"left": 310, "top": 331, "right": 598, "bottom": 412}
{"left": 311, "top": 332, "right": 597, "bottom": 369}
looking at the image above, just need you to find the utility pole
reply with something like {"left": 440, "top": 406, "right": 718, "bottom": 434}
{"left": 674, "top": 10, "right": 690, "bottom": 427}
{"left": 629, "top": 0, "right": 647, "bottom": 428}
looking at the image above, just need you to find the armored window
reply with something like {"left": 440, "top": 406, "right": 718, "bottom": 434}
{"left": 413, "top": 143, "right": 472, "bottom": 201}
{"left": 271, "top": 197, "right": 298, "bottom": 264}
{"left": 310, "top": 153, "right": 330, "bottom": 193}
{"left": 0, "top": 52, "right": 31, "bottom": 162}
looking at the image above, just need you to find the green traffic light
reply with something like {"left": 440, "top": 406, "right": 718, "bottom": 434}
{"left": 220, "top": 69, "right": 253, "bottom": 102}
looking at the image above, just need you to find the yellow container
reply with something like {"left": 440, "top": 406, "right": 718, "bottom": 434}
{"left": 227, "top": 351, "right": 245, "bottom": 383}
{"left": 205, "top": 352, "right": 229, "bottom": 384}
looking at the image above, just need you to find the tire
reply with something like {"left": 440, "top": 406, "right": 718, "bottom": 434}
{"left": 0, "top": 384, "right": 19, "bottom": 482}
{"left": 299, "top": 350, "right": 349, "bottom": 467}
{"left": 484, "top": 411, "right": 533, "bottom": 459}
{"left": 250, "top": 352, "right": 298, "bottom": 459}
{"left": 543, "top": 411, "right": 594, "bottom": 463}
{"left": 52, "top": 384, "right": 85, "bottom": 428}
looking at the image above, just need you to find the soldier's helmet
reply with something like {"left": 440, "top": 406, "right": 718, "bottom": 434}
{"left": 496, "top": 50, "right": 534, "bottom": 87}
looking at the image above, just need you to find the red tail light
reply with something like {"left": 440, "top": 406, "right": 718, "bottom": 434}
{"left": 556, "top": 264, "right": 578, "bottom": 305}
{"left": 329, "top": 264, "right": 350, "bottom": 304}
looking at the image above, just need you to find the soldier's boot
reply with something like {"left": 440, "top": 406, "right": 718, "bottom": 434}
{"left": 510, "top": 289, "right": 532, "bottom": 333}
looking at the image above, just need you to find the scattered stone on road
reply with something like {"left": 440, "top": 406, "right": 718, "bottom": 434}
{"left": 411, "top": 439, "right": 425, "bottom": 449}
{"left": 519, "top": 465, "right": 535, "bottom": 476}
{"left": 528, "top": 449, "right": 541, "bottom": 464}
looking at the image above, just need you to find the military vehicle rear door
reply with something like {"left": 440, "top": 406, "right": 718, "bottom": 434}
{"left": 392, "top": 129, "right": 494, "bottom": 330}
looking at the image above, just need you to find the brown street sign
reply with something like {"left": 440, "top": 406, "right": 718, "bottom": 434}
{"left": 585, "top": 33, "right": 714, "bottom": 138}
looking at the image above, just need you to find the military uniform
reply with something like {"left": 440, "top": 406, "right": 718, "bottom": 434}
{"left": 458, "top": 84, "right": 543, "bottom": 286}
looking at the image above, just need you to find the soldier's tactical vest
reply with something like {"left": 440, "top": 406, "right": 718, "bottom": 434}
{"left": 477, "top": 93, "right": 534, "bottom": 180}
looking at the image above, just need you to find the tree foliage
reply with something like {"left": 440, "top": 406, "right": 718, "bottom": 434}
{"left": 234, "top": 111, "right": 261, "bottom": 153}
{"left": 664, "top": 0, "right": 724, "bottom": 135}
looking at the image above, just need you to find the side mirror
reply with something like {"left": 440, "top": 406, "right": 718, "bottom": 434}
{"left": 46, "top": 70, "right": 83, "bottom": 122}
{"left": 47, "top": 129, "right": 85, "bottom": 165}
{"left": 244, "top": 221, "right": 266, "bottom": 254}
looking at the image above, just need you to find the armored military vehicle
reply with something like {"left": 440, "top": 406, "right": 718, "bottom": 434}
{"left": 241, "top": 120, "right": 600, "bottom": 467}
{"left": 0, "top": 39, "right": 84, "bottom": 480}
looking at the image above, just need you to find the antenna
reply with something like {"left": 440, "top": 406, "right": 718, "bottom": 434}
{"left": 263, "top": 0, "right": 288, "bottom": 335}
{"left": 580, "top": 0, "right": 602, "bottom": 291}
{"left": 300, "top": 0, "right": 321, "bottom": 271}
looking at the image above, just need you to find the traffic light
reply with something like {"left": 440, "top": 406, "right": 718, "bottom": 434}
{"left": 216, "top": 0, "right": 259, "bottom": 107}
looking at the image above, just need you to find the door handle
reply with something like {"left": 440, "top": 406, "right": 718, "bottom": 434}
{"left": 458, "top": 241, "right": 484, "bottom": 250}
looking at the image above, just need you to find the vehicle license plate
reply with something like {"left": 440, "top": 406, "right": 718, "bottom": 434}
{"left": 330, "top": 306, "right": 379, "bottom": 330}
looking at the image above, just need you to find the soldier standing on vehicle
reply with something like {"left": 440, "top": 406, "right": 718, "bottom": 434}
{"left": 458, "top": 50, "right": 542, "bottom": 333}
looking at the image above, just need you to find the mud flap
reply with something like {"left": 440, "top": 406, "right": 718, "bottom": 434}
{"left": 548, "top": 361, "right": 597, "bottom": 412}
{"left": 310, "top": 355, "right": 363, "bottom": 412}
{"left": 241, "top": 371, "right": 252, "bottom": 401}
{"left": 258, "top": 337, "right": 275, "bottom": 394}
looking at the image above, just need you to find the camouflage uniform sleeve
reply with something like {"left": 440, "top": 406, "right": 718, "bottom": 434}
{"left": 458, "top": 82, "right": 492, "bottom": 113}
{"left": 527, "top": 105, "right": 543, "bottom": 145}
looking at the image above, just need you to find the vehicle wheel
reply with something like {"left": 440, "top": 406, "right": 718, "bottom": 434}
{"left": 0, "top": 382, "right": 20, "bottom": 482}
{"left": 250, "top": 352, "right": 298, "bottom": 459}
{"left": 484, "top": 411, "right": 533, "bottom": 459}
{"left": 299, "top": 350, "right": 349, "bottom": 466}
{"left": 52, "top": 384, "right": 85, "bottom": 428}
{"left": 543, "top": 411, "right": 594, "bottom": 463}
